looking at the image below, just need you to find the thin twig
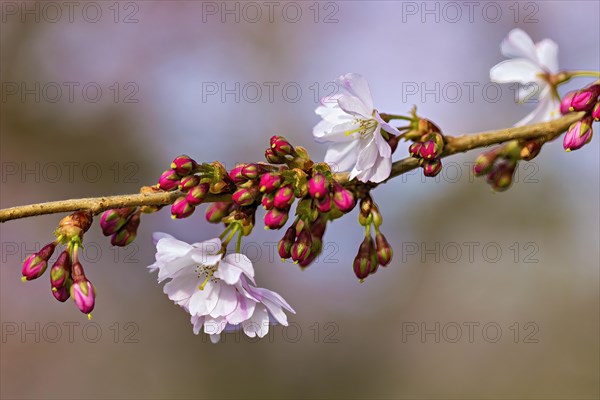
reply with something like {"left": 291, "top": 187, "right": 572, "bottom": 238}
{"left": 0, "top": 112, "right": 584, "bottom": 223}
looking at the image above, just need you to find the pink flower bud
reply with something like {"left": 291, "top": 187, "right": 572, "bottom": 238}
{"left": 409, "top": 142, "right": 422, "bottom": 157}
{"left": 259, "top": 172, "right": 282, "bottom": 193}
{"left": 422, "top": 158, "right": 442, "bottom": 177}
{"left": 70, "top": 278, "right": 95, "bottom": 316}
{"left": 292, "top": 230, "right": 312, "bottom": 263}
{"left": 186, "top": 182, "right": 210, "bottom": 206}
{"left": 418, "top": 140, "right": 438, "bottom": 160}
{"left": 332, "top": 182, "right": 355, "bottom": 213}
{"left": 375, "top": 232, "right": 393, "bottom": 266}
{"left": 273, "top": 185, "right": 295, "bottom": 209}
{"left": 563, "top": 116, "right": 593, "bottom": 152}
{"left": 270, "top": 135, "right": 295, "bottom": 157}
{"left": 486, "top": 161, "right": 517, "bottom": 192}
{"left": 228, "top": 164, "right": 247, "bottom": 184}
{"left": 560, "top": 91, "right": 576, "bottom": 114}
{"left": 308, "top": 173, "right": 328, "bottom": 199}
{"left": 170, "top": 197, "right": 195, "bottom": 219}
{"left": 99, "top": 207, "right": 136, "bottom": 236}
{"left": 171, "top": 155, "right": 198, "bottom": 176}
{"left": 570, "top": 85, "right": 600, "bottom": 112}
{"left": 158, "top": 169, "right": 180, "bottom": 191}
{"left": 52, "top": 285, "right": 71, "bottom": 302}
{"left": 473, "top": 149, "right": 501, "bottom": 176}
{"left": 111, "top": 212, "right": 141, "bottom": 246}
{"left": 315, "top": 192, "right": 332, "bottom": 213}
{"left": 242, "top": 164, "right": 259, "bottom": 180}
{"left": 179, "top": 175, "right": 200, "bottom": 192}
{"left": 264, "top": 208, "right": 289, "bottom": 230}
{"left": 232, "top": 187, "right": 259, "bottom": 206}
{"left": 278, "top": 226, "right": 296, "bottom": 259}
{"left": 353, "top": 237, "right": 374, "bottom": 281}
{"left": 50, "top": 250, "right": 71, "bottom": 290}
{"left": 592, "top": 101, "right": 600, "bottom": 121}
{"left": 261, "top": 193, "right": 275, "bottom": 210}
{"left": 22, "top": 242, "right": 56, "bottom": 281}
{"left": 265, "top": 148, "right": 286, "bottom": 164}
{"left": 205, "top": 202, "right": 231, "bottom": 223}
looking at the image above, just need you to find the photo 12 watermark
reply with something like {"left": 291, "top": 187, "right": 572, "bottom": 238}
{"left": 1, "top": 321, "right": 140, "bottom": 344}
{"left": 400, "top": 321, "right": 540, "bottom": 343}
{"left": 1, "top": 1, "right": 140, "bottom": 24}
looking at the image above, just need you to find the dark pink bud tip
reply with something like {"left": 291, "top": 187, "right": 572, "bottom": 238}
{"left": 315, "top": 192, "right": 332, "bottom": 213}
{"left": 52, "top": 285, "right": 71, "bottom": 302}
{"left": 171, "top": 197, "right": 195, "bottom": 219}
{"left": 232, "top": 187, "right": 259, "bottom": 207}
{"left": 563, "top": 116, "right": 593, "bottom": 152}
{"left": 264, "top": 208, "right": 289, "bottom": 230}
{"left": 100, "top": 208, "right": 136, "bottom": 236}
{"left": 409, "top": 142, "right": 422, "bottom": 157}
{"left": 570, "top": 85, "right": 600, "bottom": 112}
{"left": 158, "top": 169, "right": 180, "bottom": 191}
{"left": 332, "top": 182, "right": 355, "bottom": 213}
{"left": 291, "top": 230, "right": 312, "bottom": 263}
{"left": 111, "top": 212, "right": 141, "bottom": 246}
{"left": 273, "top": 185, "right": 295, "bottom": 209}
{"left": 278, "top": 226, "right": 296, "bottom": 259}
{"left": 186, "top": 183, "right": 210, "bottom": 206}
{"left": 422, "top": 158, "right": 442, "bottom": 177}
{"left": 50, "top": 250, "right": 72, "bottom": 289}
{"left": 171, "top": 155, "right": 198, "bottom": 176}
{"left": 70, "top": 279, "right": 96, "bottom": 315}
{"left": 270, "top": 135, "right": 295, "bottom": 157}
{"left": 205, "top": 202, "right": 231, "bottom": 223}
{"left": 308, "top": 173, "right": 328, "bottom": 199}
{"left": 418, "top": 140, "right": 437, "bottom": 160}
{"left": 265, "top": 148, "right": 286, "bottom": 164}
{"left": 560, "top": 91, "right": 576, "bottom": 115}
{"left": 591, "top": 101, "right": 600, "bottom": 121}
{"left": 259, "top": 172, "right": 282, "bottom": 193}
{"left": 21, "top": 243, "right": 56, "bottom": 281}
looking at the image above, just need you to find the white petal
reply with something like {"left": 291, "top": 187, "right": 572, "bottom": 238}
{"left": 227, "top": 292, "right": 257, "bottom": 325}
{"left": 156, "top": 253, "right": 195, "bottom": 283}
{"left": 189, "top": 281, "right": 221, "bottom": 316}
{"left": 336, "top": 73, "right": 374, "bottom": 113}
{"left": 152, "top": 232, "right": 173, "bottom": 246}
{"left": 324, "top": 140, "right": 360, "bottom": 172}
{"left": 535, "top": 39, "right": 559, "bottom": 73}
{"left": 191, "top": 315, "right": 204, "bottom": 335}
{"left": 209, "top": 284, "right": 238, "bottom": 318}
{"left": 209, "top": 334, "right": 221, "bottom": 344}
{"left": 337, "top": 94, "right": 372, "bottom": 118}
{"left": 156, "top": 236, "right": 192, "bottom": 258}
{"left": 374, "top": 128, "right": 392, "bottom": 158}
{"left": 514, "top": 90, "right": 560, "bottom": 127}
{"left": 243, "top": 305, "right": 269, "bottom": 338}
{"left": 246, "top": 285, "right": 296, "bottom": 314}
{"left": 191, "top": 237, "right": 221, "bottom": 253}
{"left": 490, "top": 59, "right": 542, "bottom": 84}
{"left": 366, "top": 156, "right": 392, "bottom": 183}
{"left": 355, "top": 136, "right": 379, "bottom": 171}
{"left": 163, "top": 270, "right": 198, "bottom": 305}
{"left": 204, "top": 316, "right": 227, "bottom": 335}
{"left": 220, "top": 254, "right": 254, "bottom": 279}
{"left": 501, "top": 29, "right": 537, "bottom": 62}
{"left": 375, "top": 112, "right": 403, "bottom": 138}
{"left": 316, "top": 120, "right": 362, "bottom": 143}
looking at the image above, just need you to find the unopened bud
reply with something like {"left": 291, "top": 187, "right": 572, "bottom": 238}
{"left": 158, "top": 169, "right": 180, "bottom": 191}
{"left": 353, "top": 236, "right": 374, "bottom": 281}
{"left": 486, "top": 161, "right": 517, "bottom": 192}
{"left": 170, "top": 197, "right": 195, "bottom": 219}
{"left": 332, "top": 182, "right": 355, "bottom": 213}
{"left": 264, "top": 208, "right": 289, "bottom": 230}
{"left": 179, "top": 175, "right": 200, "bottom": 192}
{"left": 232, "top": 186, "right": 259, "bottom": 207}
{"left": 560, "top": 91, "right": 576, "bottom": 114}
{"left": 100, "top": 208, "right": 136, "bottom": 236}
{"left": 418, "top": 140, "right": 438, "bottom": 160}
{"left": 422, "top": 158, "right": 442, "bottom": 177}
{"left": 70, "top": 263, "right": 95, "bottom": 316}
{"left": 563, "top": 116, "right": 593, "bottom": 152}
{"left": 205, "top": 202, "right": 231, "bottom": 223}
{"left": 292, "top": 230, "right": 312, "bottom": 263}
{"left": 375, "top": 232, "right": 393, "bottom": 266}
{"left": 22, "top": 242, "right": 56, "bottom": 281}
{"left": 186, "top": 182, "right": 210, "bottom": 206}
{"left": 171, "top": 155, "right": 198, "bottom": 176}
{"left": 261, "top": 193, "right": 275, "bottom": 210}
{"left": 50, "top": 250, "right": 71, "bottom": 289}
{"left": 259, "top": 172, "right": 283, "bottom": 193}
{"left": 273, "top": 185, "right": 295, "bottom": 209}
{"left": 57, "top": 211, "right": 93, "bottom": 243}
{"left": 520, "top": 140, "right": 543, "bottom": 161}
{"left": 278, "top": 226, "right": 296, "bottom": 259}
{"left": 265, "top": 148, "right": 286, "bottom": 164}
{"left": 271, "top": 135, "right": 296, "bottom": 157}
{"left": 111, "top": 212, "right": 141, "bottom": 246}
{"left": 315, "top": 192, "right": 332, "bottom": 213}
{"left": 473, "top": 149, "right": 501, "bottom": 176}
{"left": 308, "top": 173, "right": 328, "bottom": 199}
{"left": 52, "top": 285, "right": 71, "bottom": 302}
{"left": 570, "top": 85, "right": 600, "bottom": 112}
{"left": 409, "top": 142, "right": 422, "bottom": 157}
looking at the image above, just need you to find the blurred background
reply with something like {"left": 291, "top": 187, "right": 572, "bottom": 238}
{"left": 1, "top": 1, "right": 598, "bottom": 398}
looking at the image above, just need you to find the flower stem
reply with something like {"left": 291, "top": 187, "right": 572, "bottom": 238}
{"left": 235, "top": 231, "right": 243, "bottom": 254}
{"left": 567, "top": 70, "right": 600, "bottom": 78}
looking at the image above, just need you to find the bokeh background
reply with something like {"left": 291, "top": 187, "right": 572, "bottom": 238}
{"left": 1, "top": 1, "right": 598, "bottom": 398}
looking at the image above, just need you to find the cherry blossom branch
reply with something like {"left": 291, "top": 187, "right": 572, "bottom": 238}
{"left": 0, "top": 112, "right": 584, "bottom": 224}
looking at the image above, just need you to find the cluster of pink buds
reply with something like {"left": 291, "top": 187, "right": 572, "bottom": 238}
{"left": 21, "top": 211, "right": 96, "bottom": 318}
{"left": 353, "top": 195, "right": 393, "bottom": 282}
{"left": 278, "top": 216, "right": 327, "bottom": 268}
{"left": 407, "top": 119, "right": 445, "bottom": 177}
{"left": 561, "top": 83, "right": 599, "bottom": 152}
{"left": 100, "top": 207, "right": 141, "bottom": 246}
{"left": 473, "top": 139, "right": 542, "bottom": 192}
{"left": 157, "top": 155, "right": 232, "bottom": 219}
